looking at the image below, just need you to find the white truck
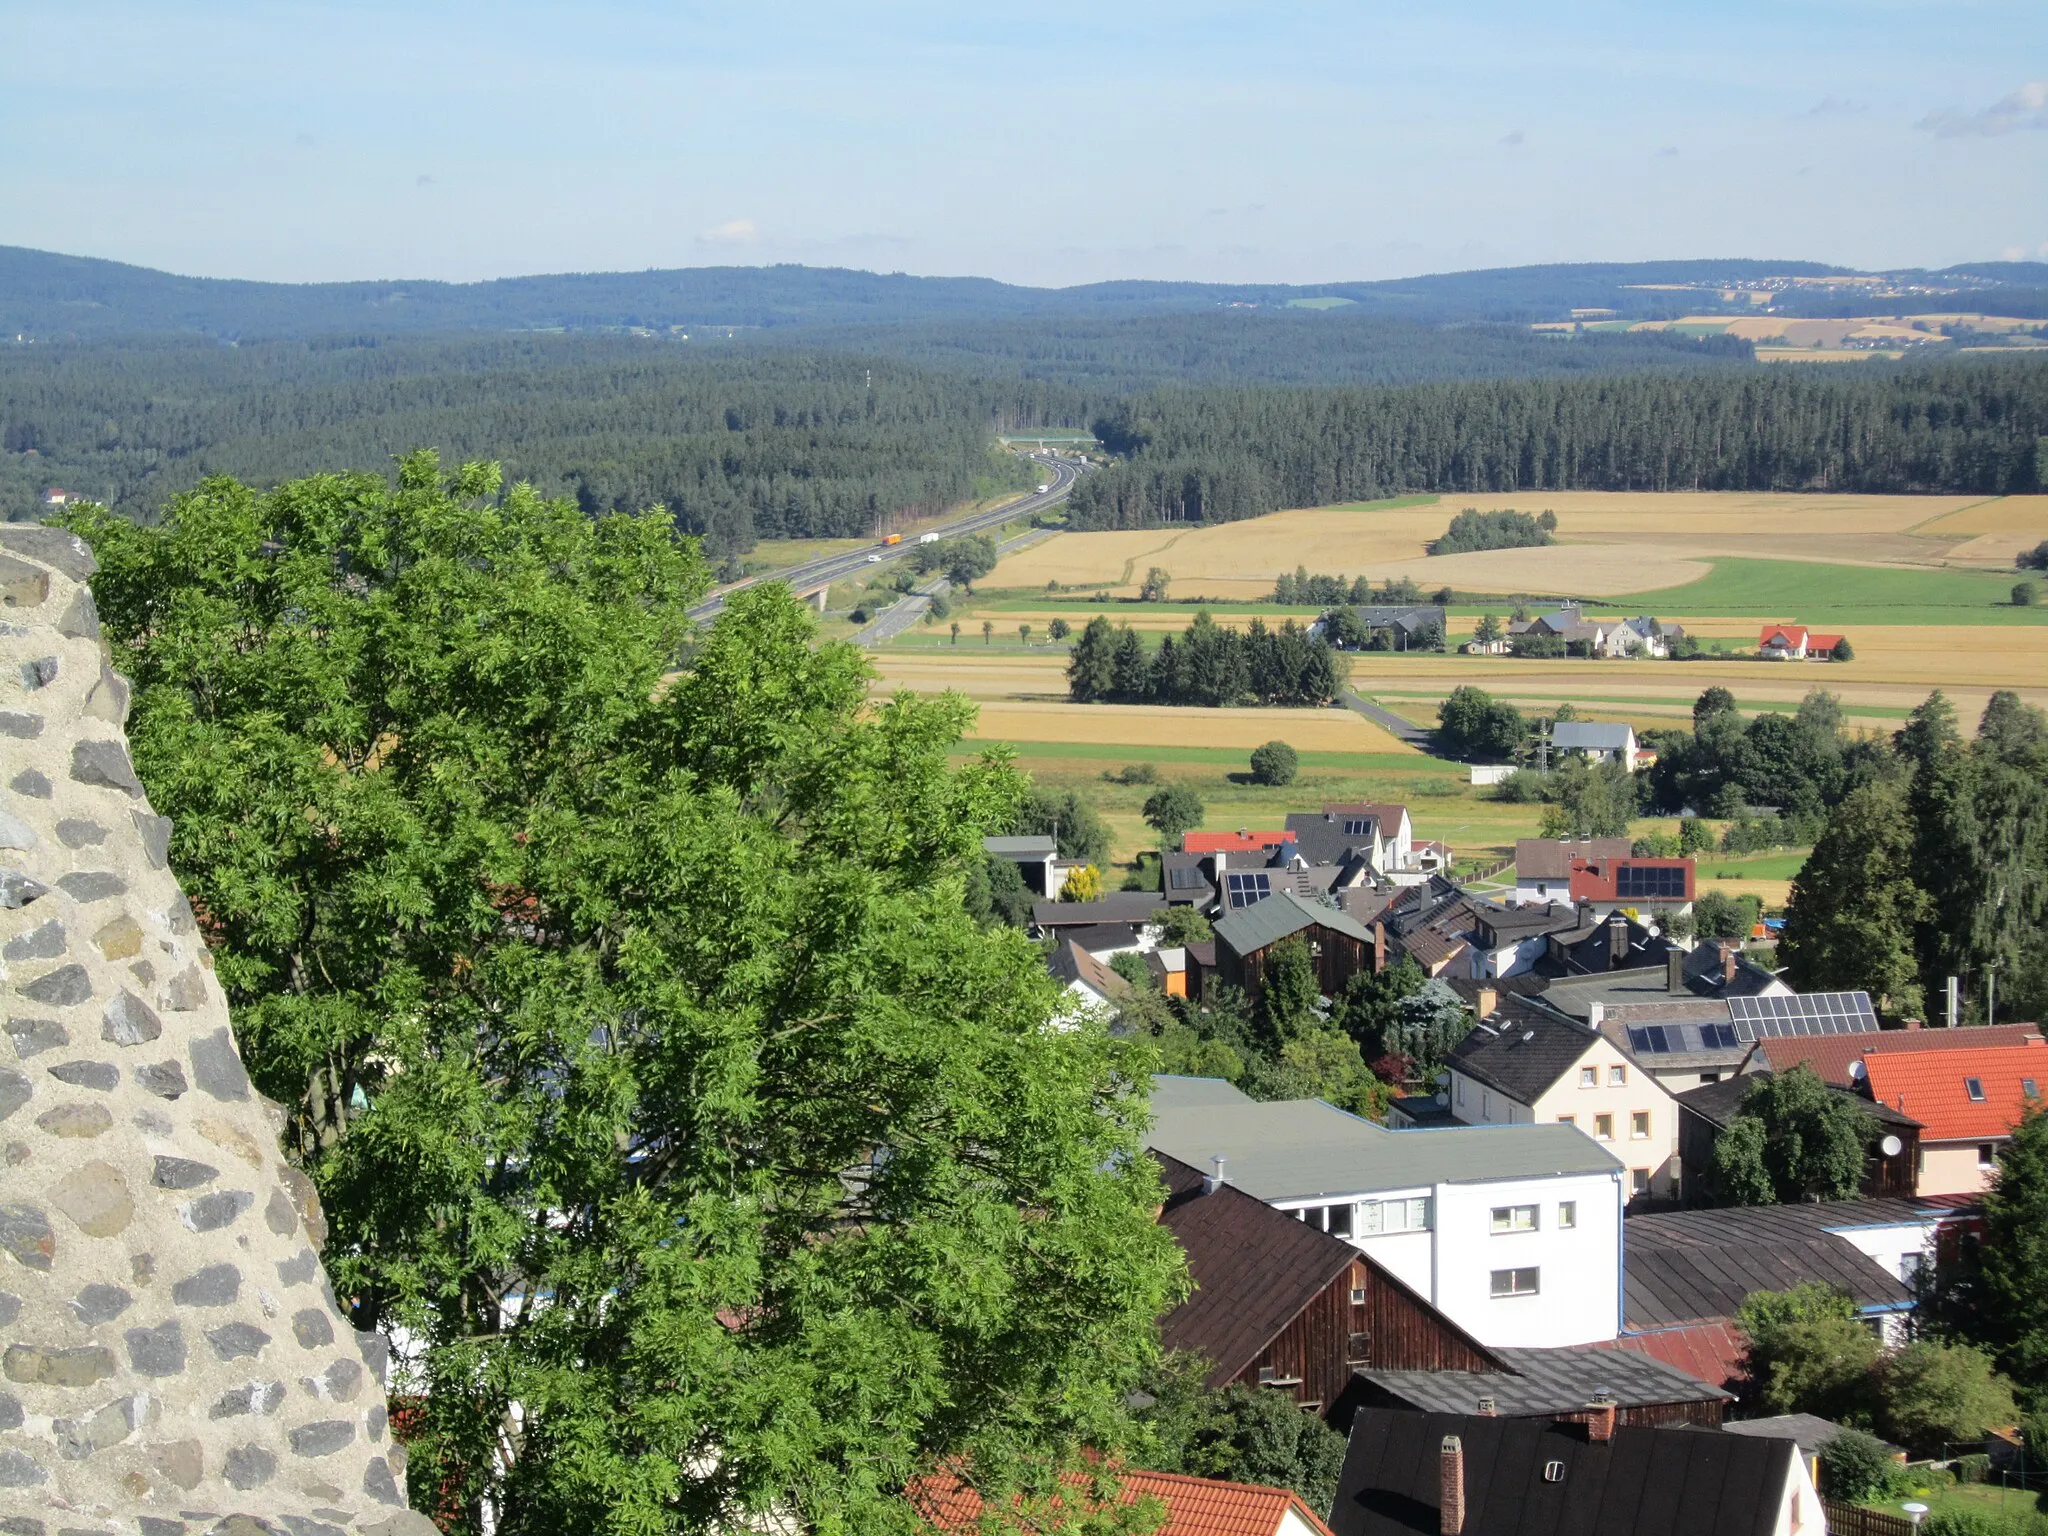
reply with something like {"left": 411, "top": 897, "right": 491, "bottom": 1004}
{"left": 917, "top": 532, "right": 940, "bottom": 544}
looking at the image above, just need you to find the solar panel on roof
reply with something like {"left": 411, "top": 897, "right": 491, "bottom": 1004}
{"left": 1728, "top": 992, "right": 1877, "bottom": 1041}
{"left": 1616, "top": 864, "right": 1686, "bottom": 900}
{"left": 1169, "top": 865, "right": 1206, "bottom": 891}
{"left": 1224, "top": 872, "right": 1271, "bottom": 909}
{"left": 1628, "top": 1025, "right": 1672, "bottom": 1054}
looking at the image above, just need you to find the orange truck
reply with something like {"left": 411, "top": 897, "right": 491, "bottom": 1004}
{"left": 881, "top": 533, "right": 903, "bottom": 546}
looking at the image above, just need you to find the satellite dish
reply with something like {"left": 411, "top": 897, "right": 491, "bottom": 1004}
{"left": 1435, "top": 1071, "right": 1451, "bottom": 1088}
{"left": 1849, "top": 1059, "right": 1868, "bottom": 1081}
{"left": 1435, "top": 1092, "right": 1449, "bottom": 1107}
{"left": 1881, "top": 1135, "right": 1904, "bottom": 1158}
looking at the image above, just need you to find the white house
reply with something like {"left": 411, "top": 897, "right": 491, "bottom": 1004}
{"left": 1510, "top": 836, "right": 1631, "bottom": 906}
{"left": 1149, "top": 1077, "right": 1624, "bottom": 1348}
{"left": 1045, "top": 939, "right": 1129, "bottom": 1026}
{"left": 1550, "top": 721, "right": 1640, "bottom": 772}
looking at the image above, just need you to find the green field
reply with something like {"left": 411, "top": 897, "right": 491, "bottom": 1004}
{"left": 1608, "top": 557, "right": 2047, "bottom": 625}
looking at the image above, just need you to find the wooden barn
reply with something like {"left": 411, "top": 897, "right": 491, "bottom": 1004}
{"left": 1210, "top": 891, "right": 1375, "bottom": 1013}
{"left": 1153, "top": 1151, "right": 1497, "bottom": 1425}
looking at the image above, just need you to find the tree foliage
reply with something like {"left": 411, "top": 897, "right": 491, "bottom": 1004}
{"left": 72, "top": 457, "right": 1183, "bottom": 1533}
{"left": 1437, "top": 685, "right": 1526, "bottom": 760}
{"left": 1706, "top": 1067, "right": 1873, "bottom": 1206}
{"left": 1067, "top": 612, "right": 1342, "bottom": 707}
{"left": 1127, "top": 1354, "right": 1348, "bottom": 1513}
{"left": 1737, "top": 1284, "right": 1881, "bottom": 1422}
{"left": 1432, "top": 507, "right": 1555, "bottom": 554}
{"left": 1143, "top": 784, "right": 1207, "bottom": 842}
{"left": 1876, "top": 1340, "right": 2018, "bottom": 1453}
{"left": 1249, "top": 740, "right": 1299, "bottom": 787}
{"left": 1924, "top": 1108, "right": 2048, "bottom": 1403}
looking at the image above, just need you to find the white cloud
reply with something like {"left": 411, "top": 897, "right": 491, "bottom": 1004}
{"left": 696, "top": 218, "right": 758, "bottom": 245}
{"left": 1918, "top": 80, "right": 2048, "bottom": 138}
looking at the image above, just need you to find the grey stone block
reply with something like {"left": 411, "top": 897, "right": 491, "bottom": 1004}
{"left": 0, "top": 811, "right": 38, "bottom": 853}
{"left": 2, "top": 920, "right": 65, "bottom": 961}
{"left": 209, "top": 1380, "right": 285, "bottom": 1418}
{"left": 57, "top": 869, "right": 126, "bottom": 901}
{"left": 54, "top": 585, "right": 99, "bottom": 640}
{"left": 69, "top": 738, "right": 142, "bottom": 795}
{"left": 184, "top": 1189, "right": 254, "bottom": 1233}
{"left": 0, "top": 552, "right": 51, "bottom": 608}
{"left": 277, "top": 1247, "right": 318, "bottom": 1287}
{"left": 191, "top": 1027, "right": 251, "bottom": 1100}
{"left": 0, "top": 1293, "right": 16, "bottom": 1325}
{"left": 1, "top": 921, "right": 64, "bottom": 962}
{"left": 223, "top": 1441, "right": 277, "bottom": 1490}
{"left": 124, "top": 1319, "right": 187, "bottom": 1376}
{"left": 150, "top": 1436, "right": 203, "bottom": 1488}
{"left": 0, "top": 525, "right": 97, "bottom": 579}
{"left": 0, "top": 1447, "right": 46, "bottom": 1486}
{"left": 5, "top": 1016, "right": 66, "bottom": 1058}
{"left": 291, "top": 1307, "right": 335, "bottom": 1348}
{"left": 367, "top": 1402, "right": 387, "bottom": 1442}
{"left": 265, "top": 1187, "right": 298, "bottom": 1236}
{"left": 0, "top": 868, "right": 50, "bottom": 907}
{"left": 0, "top": 1517, "right": 42, "bottom": 1536}
{"left": 7, "top": 769, "right": 51, "bottom": 798}
{"left": 101, "top": 989, "right": 163, "bottom": 1045}
{"left": 0, "top": 1202, "right": 54, "bottom": 1268}
{"left": 279, "top": 1518, "right": 347, "bottom": 1536}
{"left": 133, "top": 810, "right": 173, "bottom": 867}
{"left": 0, "top": 1068, "right": 29, "bottom": 1122}
{"left": 288, "top": 1419, "right": 355, "bottom": 1457}
{"left": 205, "top": 1321, "right": 271, "bottom": 1361}
{"left": 0, "top": 1390, "right": 17, "bottom": 1430}
{"left": 18, "top": 655, "right": 58, "bottom": 689}
{"left": 54, "top": 818, "right": 107, "bottom": 848}
{"left": 17, "top": 963, "right": 90, "bottom": 1006}
{"left": 69, "top": 1282, "right": 132, "bottom": 1323}
{"left": 48, "top": 1059, "right": 119, "bottom": 1091}
{"left": 51, "top": 1158, "right": 132, "bottom": 1235}
{"left": 135, "top": 1059, "right": 189, "bottom": 1098}
{"left": 0, "top": 713, "right": 43, "bottom": 742}
{"left": 138, "top": 1521, "right": 188, "bottom": 1536}
{"left": 36, "top": 1103, "right": 112, "bottom": 1138}
{"left": 54, "top": 1392, "right": 149, "bottom": 1458}
{"left": 361, "top": 1454, "right": 402, "bottom": 1505}
{"left": 153, "top": 1155, "right": 220, "bottom": 1189}
{"left": 313, "top": 1357, "right": 363, "bottom": 1401}
{"left": 83, "top": 663, "right": 130, "bottom": 725}
{"left": 172, "top": 1262, "right": 241, "bottom": 1306}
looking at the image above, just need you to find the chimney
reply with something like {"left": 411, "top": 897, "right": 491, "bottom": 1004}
{"left": 1588, "top": 1001, "right": 1605, "bottom": 1029}
{"left": 1903, "top": 1017, "right": 1923, "bottom": 1031}
{"left": 1373, "top": 920, "right": 1387, "bottom": 975}
{"left": 1607, "top": 912, "right": 1629, "bottom": 971}
{"left": 1440, "top": 1436, "right": 1466, "bottom": 1536}
{"left": 1203, "top": 1155, "right": 1228, "bottom": 1195}
{"left": 1586, "top": 1393, "right": 1617, "bottom": 1443}
{"left": 1722, "top": 942, "right": 1739, "bottom": 985}
{"left": 1476, "top": 1396, "right": 1497, "bottom": 1417}
{"left": 1666, "top": 949, "right": 1686, "bottom": 995}
{"left": 1476, "top": 985, "right": 1498, "bottom": 1019}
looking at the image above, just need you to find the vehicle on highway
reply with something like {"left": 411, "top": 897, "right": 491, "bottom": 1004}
{"left": 881, "top": 533, "right": 904, "bottom": 546}
{"left": 918, "top": 532, "right": 940, "bottom": 544}
{"left": 1036, "top": 483, "right": 1050, "bottom": 492}
{"left": 865, "top": 553, "right": 883, "bottom": 563}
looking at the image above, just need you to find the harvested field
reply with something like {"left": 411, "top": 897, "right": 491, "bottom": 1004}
{"left": 1906, "top": 496, "right": 2048, "bottom": 535}
{"left": 967, "top": 699, "right": 1412, "bottom": 755}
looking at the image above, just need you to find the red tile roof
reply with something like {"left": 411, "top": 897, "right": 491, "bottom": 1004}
{"left": 1183, "top": 831, "right": 1295, "bottom": 854}
{"left": 911, "top": 1466, "right": 1335, "bottom": 1536}
{"left": 1757, "top": 1026, "right": 2044, "bottom": 1088}
{"left": 1592, "top": 1322, "right": 1749, "bottom": 1395}
{"left": 1863, "top": 1048, "right": 2047, "bottom": 1143}
{"left": 1567, "top": 856, "right": 1695, "bottom": 903}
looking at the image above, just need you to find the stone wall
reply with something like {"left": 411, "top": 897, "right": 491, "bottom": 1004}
{"left": 1, "top": 527, "right": 436, "bottom": 1535}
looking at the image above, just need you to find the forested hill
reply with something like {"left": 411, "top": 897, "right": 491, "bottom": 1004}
{"left": 1068, "top": 358, "right": 2048, "bottom": 528}
{"left": 0, "top": 338, "right": 1066, "bottom": 552}
{"left": 11, "top": 244, "right": 2032, "bottom": 339}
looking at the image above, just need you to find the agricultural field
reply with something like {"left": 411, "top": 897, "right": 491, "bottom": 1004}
{"left": 1532, "top": 312, "right": 2048, "bottom": 363}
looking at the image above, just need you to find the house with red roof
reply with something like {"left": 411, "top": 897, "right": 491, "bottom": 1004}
{"left": 1183, "top": 829, "right": 1296, "bottom": 856}
{"left": 911, "top": 1464, "right": 1337, "bottom": 1536}
{"left": 1752, "top": 1024, "right": 2044, "bottom": 1089}
{"left": 1863, "top": 1048, "right": 2047, "bottom": 1195}
{"left": 1758, "top": 623, "right": 1845, "bottom": 661}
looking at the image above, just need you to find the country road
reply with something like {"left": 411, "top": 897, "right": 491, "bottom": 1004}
{"left": 688, "top": 452, "right": 1086, "bottom": 622}
{"left": 850, "top": 526, "right": 1062, "bottom": 646}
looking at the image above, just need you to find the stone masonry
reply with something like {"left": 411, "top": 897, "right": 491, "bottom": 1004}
{"left": 0, "top": 526, "right": 437, "bottom": 1535}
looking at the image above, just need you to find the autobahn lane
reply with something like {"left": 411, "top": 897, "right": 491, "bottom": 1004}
{"left": 687, "top": 452, "right": 1084, "bottom": 621}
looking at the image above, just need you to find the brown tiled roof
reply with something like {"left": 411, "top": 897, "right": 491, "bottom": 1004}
{"left": 1153, "top": 1152, "right": 1359, "bottom": 1388}
{"left": 1047, "top": 939, "right": 1131, "bottom": 1000}
{"left": 1399, "top": 925, "right": 1469, "bottom": 973}
{"left": 1515, "top": 836, "right": 1631, "bottom": 880}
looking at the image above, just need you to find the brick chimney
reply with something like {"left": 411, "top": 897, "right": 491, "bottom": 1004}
{"left": 1607, "top": 912, "right": 1629, "bottom": 970}
{"left": 1586, "top": 1393, "right": 1617, "bottom": 1443}
{"left": 1475, "top": 985, "right": 1498, "bottom": 1019}
{"left": 1440, "top": 1435, "right": 1466, "bottom": 1536}
{"left": 1666, "top": 948, "right": 1686, "bottom": 995}
{"left": 1720, "top": 941, "right": 1740, "bottom": 984}
{"left": 1373, "top": 920, "right": 1387, "bottom": 974}
{"left": 1476, "top": 1396, "right": 1497, "bottom": 1416}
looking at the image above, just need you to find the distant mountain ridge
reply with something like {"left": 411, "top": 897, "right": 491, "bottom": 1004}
{"left": 9, "top": 245, "right": 2042, "bottom": 340}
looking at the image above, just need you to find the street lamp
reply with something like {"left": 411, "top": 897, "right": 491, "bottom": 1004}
{"left": 1902, "top": 1503, "right": 1929, "bottom": 1529}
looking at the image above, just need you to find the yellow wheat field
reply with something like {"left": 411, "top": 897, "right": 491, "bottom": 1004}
{"left": 993, "top": 491, "right": 1993, "bottom": 598}
{"left": 1909, "top": 495, "right": 2048, "bottom": 536}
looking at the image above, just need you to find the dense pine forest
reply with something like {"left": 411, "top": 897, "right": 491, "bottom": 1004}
{"left": 1069, "top": 358, "right": 2048, "bottom": 529}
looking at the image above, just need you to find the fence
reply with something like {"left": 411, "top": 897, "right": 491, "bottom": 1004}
{"left": 1822, "top": 1499, "right": 1915, "bottom": 1536}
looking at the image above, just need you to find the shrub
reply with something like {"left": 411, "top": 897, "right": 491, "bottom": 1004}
{"left": 1249, "top": 740, "right": 1299, "bottom": 787}
{"left": 1049, "top": 617, "right": 1071, "bottom": 640}
{"left": 1139, "top": 566, "right": 1171, "bottom": 601}
{"left": 1876, "top": 1339, "right": 2018, "bottom": 1453}
{"left": 1833, "top": 637, "right": 1856, "bottom": 661}
{"left": 1108, "top": 951, "right": 1154, "bottom": 991}
{"left": 1433, "top": 508, "right": 1555, "bottom": 555}
{"left": 1158, "top": 906, "right": 1212, "bottom": 946}
{"left": 1059, "top": 864, "right": 1104, "bottom": 902}
{"left": 848, "top": 606, "right": 870, "bottom": 624}
{"left": 2015, "top": 582, "right": 2039, "bottom": 607}
{"left": 2019, "top": 539, "right": 2048, "bottom": 572}
{"left": 1818, "top": 1429, "right": 1902, "bottom": 1502}
{"left": 1113, "top": 762, "right": 1160, "bottom": 786}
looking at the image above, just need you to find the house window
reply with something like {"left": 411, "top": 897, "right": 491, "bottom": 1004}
{"left": 1979, "top": 1143, "right": 1997, "bottom": 1169}
{"left": 1346, "top": 1332, "right": 1372, "bottom": 1364}
{"left": 1699, "top": 1072, "right": 1720, "bottom": 1085}
{"left": 2026, "top": 1079, "right": 2040, "bottom": 1100}
{"left": 1557, "top": 1114, "right": 1575, "bottom": 1127}
{"left": 1257, "top": 1365, "right": 1277, "bottom": 1384}
{"left": 1558, "top": 1201, "right": 1577, "bottom": 1229}
{"left": 1899, "top": 1252, "right": 1928, "bottom": 1285}
{"left": 1328, "top": 1204, "right": 1353, "bottom": 1239}
{"left": 1609, "top": 1065, "right": 1627, "bottom": 1086}
{"left": 1490, "top": 1267, "right": 1540, "bottom": 1298}
{"left": 1456, "top": 1077, "right": 1466, "bottom": 1106}
{"left": 1579, "top": 1067, "right": 1597, "bottom": 1088}
{"left": 1350, "top": 1286, "right": 1367, "bottom": 1306}
{"left": 1481, "top": 1091, "right": 1491, "bottom": 1119}
{"left": 1358, "top": 1196, "right": 1432, "bottom": 1234}
{"left": 1966, "top": 1077, "right": 1986, "bottom": 1103}
{"left": 1491, "top": 1205, "right": 1538, "bottom": 1233}
{"left": 1595, "top": 1114, "right": 1614, "bottom": 1141}
{"left": 1631, "top": 1111, "right": 1651, "bottom": 1140}
{"left": 1631, "top": 1168, "right": 1651, "bottom": 1197}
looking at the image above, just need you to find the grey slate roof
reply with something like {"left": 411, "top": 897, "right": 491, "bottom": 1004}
{"left": 1147, "top": 1092, "right": 1623, "bottom": 1201}
{"left": 1622, "top": 1202, "right": 1926, "bottom": 1329}
{"left": 1552, "top": 722, "right": 1637, "bottom": 753}
{"left": 1331, "top": 1409, "right": 1797, "bottom": 1536}
{"left": 1449, "top": 1013, "right": 1607, "bottom": 1106}
{"left": 1030, "top": 893, "right": 1167, "bottom": 927}
{"left": 1283, "top": 810, "right": 1380, "bottom": 867}
{"left": 1212, "top": 888, "right": 1373, "bottom": 957}
{"left": 1359, "top": 1344, "right": 1727, "bottom": 1417}
{"left": 1721, "top": 1414, "right": 1900, "bottom": 1460}
{"left": 1151, "top": 1074, "right": 1256, "bottom": 1111}
{"left": 983, "top": 835, "right": 1057, "bottom": 858}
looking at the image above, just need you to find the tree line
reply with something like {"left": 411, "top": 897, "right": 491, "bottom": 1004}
{"left": 1069, "top": 359, "right": 2048, "bottom": 529}
{"left": 1066, "top": 611, "right": 1344, "bottom": 706}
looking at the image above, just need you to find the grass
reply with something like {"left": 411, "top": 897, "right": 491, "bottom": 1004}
{"left": 1869, "top": 1475, "right": 2048, "bottom": 1527}
{"left": 1607, "top": 557, "right": 2048, "bottom": 625}
{"left": 1700, "top": 851, "right": 1810, "bottom": 881}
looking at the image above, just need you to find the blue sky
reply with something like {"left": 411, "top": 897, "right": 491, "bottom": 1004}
{"left": 2, "top": 1, "right": 2044, "bottom": 286}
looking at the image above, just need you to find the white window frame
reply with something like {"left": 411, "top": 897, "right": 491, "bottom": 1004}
{"left": 1558, "top": 1201, "right": 1576, "bottom": 1229}
{"left": 1489, "top": 1266, "right": 1540, "bottom": 1298}
{"left": 1609, "top": 1065, "right": 1627, "bottom": 1086}
{"left": 1595, "top": 1113, "right": 1614, "bottom": 1142}
{"left": 1579, "top": 1066, "right": 1597, "bottom": 1088}
{"left": 1490, "top": 1204, "right": 1538, "bottom": 1233}
{"left": 1631, "top": 1111, "right": 1652, "bottom": 1140}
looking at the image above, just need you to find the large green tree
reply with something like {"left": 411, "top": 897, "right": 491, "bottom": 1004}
{"left": 1736, "top": 1284, "right": 1881, "bottom": 1422}
{"left": 70, "top": 457, "right": 1183, "bottom": 1534}
{"left": 1780, "top": 782, "right": 1931, "bottom": 1019}
{"left": 1706, "top": 1067, "right": 1873, "bottom": 1206}
{"left": 1925, "top": 1107, "right": 2048, "bottom": 1405}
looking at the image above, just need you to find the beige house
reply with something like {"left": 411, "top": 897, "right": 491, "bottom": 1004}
{"left": 1400, "top": 999, "right": 1683, "bottom": 1205}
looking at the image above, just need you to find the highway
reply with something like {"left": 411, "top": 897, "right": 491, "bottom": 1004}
{"left": 687, "top": 452, "right": 1086, "bottom": 622}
